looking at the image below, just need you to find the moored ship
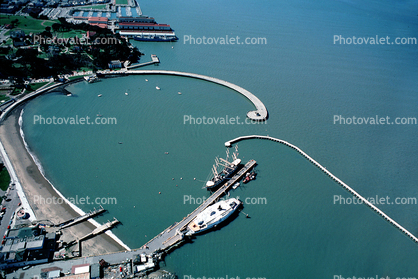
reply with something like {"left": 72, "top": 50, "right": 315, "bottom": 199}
{"left": 186, "top": 198, "right": 241, "bottom": 235}
{"left": 118, "top": 20, "right": 178, "bottom": 42}
{"left": 133, "top": 33, "right": 178, "bottom": 42}
{"left": 205, "top": 146, "right": 241, "bottom": 190}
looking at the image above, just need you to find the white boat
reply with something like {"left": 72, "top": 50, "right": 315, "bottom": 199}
{"left": 178, "top": 92, "right": 182, "bottom": 95}
{"left": 98, "top": 94, "right": 102, "bottom": 97}
{"left": 232, "top": 182, "right": 240, "bottom": 189}
{"left": 125, "top": 92, "right": 128, "bottom": 95}
{"left": 186, "top": 198, "right": 241, "bottom": 235}
{"left": 145, "top": 79, "right": 148, "bottom": 82}
{"left": 84, "top": 75, "right": 100, "bottom": 83}
{"left": 156, "top": 86, "right": 160, "bottom": 90}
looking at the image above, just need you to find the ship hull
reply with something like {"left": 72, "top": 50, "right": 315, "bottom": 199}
{"left": 205, "top": 163, "right": 242, "bottom": 190}
{"left": 133, "top": 36, "right": 178, "bottom": 42}
{"left": 187, "top": 198, "right": 241, "bottom": 235}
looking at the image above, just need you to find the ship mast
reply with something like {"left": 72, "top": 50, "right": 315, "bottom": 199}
{"left": 212, "top": 157, "right": 220, "bottom": 178}
{"left": 218, "top": 157, "right": 230, "bottom": 167}
{"left": 232, "top": 145, "right": 239, "bottom": 161}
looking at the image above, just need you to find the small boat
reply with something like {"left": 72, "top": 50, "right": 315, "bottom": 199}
{"left": 66, "top": 93, "right": 72, "bottom": 97}
{"left": 243, "top": 171, "right": 257, "bottom": 184}
{"left": 125, "top": 92, "right": 128, "bottom": 95}
{"left": 145, "top": 79, "right": 148, "bottom": 82}
{"left": 232, "top": 182, "right": 240, "bottom": 189}
{"left": 97, "top": 114, "right": 102, "bottom": 117}
{"left": 84, "top": 75, "right": 100, "bottom": 83}
{"left": 156, "top": 86, "right": 160, "bottom": 90}
{"left": 98, "top": 94, "right": 102, "bottom": 97}
{"left": 178, "top": 92, "right": 182, "bottom": 95}
{"left": 118, "top": 142, "right": 123, "bottom": 144}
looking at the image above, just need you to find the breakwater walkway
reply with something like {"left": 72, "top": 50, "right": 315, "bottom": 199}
{"left": 0, "top": 81, "right": 64, "bottom": 122}
{"left": 225, "top": 135, "right": 418, "bottom": 244}
{"left": 97, "top": 69, "right": 268, "bottom": 121}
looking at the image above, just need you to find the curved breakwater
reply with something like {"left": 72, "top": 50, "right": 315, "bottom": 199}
{"left": 99, "top": 69, "right": 269, "bottom": 121}
{"left": 225, "top": 135, "right": 418, "bottom": 244}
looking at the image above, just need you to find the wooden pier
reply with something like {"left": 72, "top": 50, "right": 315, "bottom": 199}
{"left": 58, "top": 206, "right": 106, "bottom": 230}
{"left": 225, "top": 135, "right": 418, "bottom": 244}
{"left": 78, "top": 218, "right": 120, "bottom": 242}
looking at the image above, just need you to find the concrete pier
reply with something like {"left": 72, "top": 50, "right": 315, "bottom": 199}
{"left": 225, "top": 135, "right": 418, "bottom": 244}
{"left": 126, "top": 55, "right": 160, "bottom": 69}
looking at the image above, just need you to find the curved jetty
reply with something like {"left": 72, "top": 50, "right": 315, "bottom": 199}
{"left": 225, "top": 135, "right": 418, "bottom": 244}
{"left": 99, "top": 69, "right": 268, "bottom": 121}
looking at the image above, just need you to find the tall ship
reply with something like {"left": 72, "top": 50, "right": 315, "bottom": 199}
{"left": 186, "top": 198, "right": 241, "bottom": 235}
{"left": 205, "top": 146, "right": 241, "bottom": 190}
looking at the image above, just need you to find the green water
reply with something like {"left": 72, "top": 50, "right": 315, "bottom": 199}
{"left": 20, "top": 0, "right": 418, "bottom": 277}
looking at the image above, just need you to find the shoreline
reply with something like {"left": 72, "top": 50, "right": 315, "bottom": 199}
{"left": 0, "top": 103, "right": 129, "bottom": 256}
{"left": 17, "top": 108, "right": 131, "bottom": 251}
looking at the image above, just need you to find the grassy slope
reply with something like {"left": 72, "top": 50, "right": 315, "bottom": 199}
{"left": 0, "top": 15, "right": 59, "bottom": 33}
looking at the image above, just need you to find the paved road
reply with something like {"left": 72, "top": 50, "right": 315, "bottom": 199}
{"left": 0, "top": 27, "right": 10, "bottom": 43}
{"left": 0, "top": 182, "right": 21, "bottom": 243}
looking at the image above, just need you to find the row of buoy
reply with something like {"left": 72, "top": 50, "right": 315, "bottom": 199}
{"left": 227, "top": 135, "right": 418, "bottom": 244}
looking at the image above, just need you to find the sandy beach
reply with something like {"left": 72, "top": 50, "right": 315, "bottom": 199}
{"left": 0, "top": 105, "right": 126, "bottom": 256}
